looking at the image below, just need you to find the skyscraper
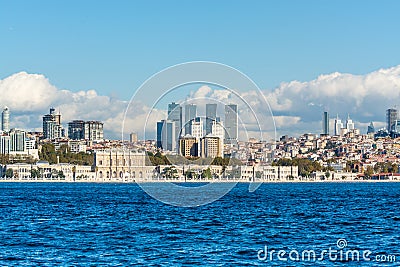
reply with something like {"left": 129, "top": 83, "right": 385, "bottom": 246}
{"left": 205, "top": 104, "right": 217, "bottom": 135}
{"left": 43, "top": 107, "right": 63, "bottom": 139}
{"left": 168, "top": 102, "right": 182, "bottom": 144}
{"left": 1, "top": 106, "right": 10, "bottom": 132}
{"left": 156, "top": 120, "right": 176, "bottom": 151}
{"left": 68, "top": 120, "right": 85, "bottom": 140}
{"left": 224, "top": 104, "right": 238, "bottom": 144}
{"left": 184, "top": 104, "right": 196, "bottom": 135}
{"left": 334, "top": 114, "right": 343, "bottom": 136}
{"left": 367, "top": 122, "right": 375, "bottom": 134}
{"left": 322, "top": 111, "right": 329, "bottom": 135}
{"left": 386, "top": 108, "right": 398, "bottom": 132}
{"left": 346, "top": 114, "right": 355, "bottom": 131}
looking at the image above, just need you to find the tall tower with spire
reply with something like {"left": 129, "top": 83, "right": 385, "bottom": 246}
{"left": 346, "top": 114, "right": 354, "bottom": 131}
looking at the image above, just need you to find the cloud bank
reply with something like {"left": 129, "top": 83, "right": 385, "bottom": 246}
{"left": 1, "top": 65, "right": 399, "bottom": 139}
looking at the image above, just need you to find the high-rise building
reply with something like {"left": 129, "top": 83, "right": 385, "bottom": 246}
{"left": 201, "top": 136, "right": 223, "bottom": 158}
{"left": 179, "top": 135, "right": 198, "bottom": 157}
{"left": 68, "top": 120, "right": 85, "bottom": 140}
{"left": 334, "top": 114, "right": 343, "bottom": 136}
{"left": 168, "top": 102, "right": 183, "bottom": 138}
{"left": 156, "top": 120, "right": 176, "bottom": 151}
{"left": 0, "top": 135, "right": 10, "bottom": 154}
{"left": 206, "top": 104, "right": 217, "bottom": 135}
{"left": 346, "top": 114, "right": 355, "bottom": 131}
{"left": 68, "top": 120, "right": 104, "bottom": 141}
{"left": 43, "top": 107, "right": 63, "bottom": 139}
{"left": 1, "top": 107, "right": 10, "bottom": 132}
{"left": 184, "top": 104, "right": 197, "bottom": 135}
{"left": 386, "top": 108, "right": 398, "bottom": 132}
{"left": 367, "top": 122, "right": 375, "bottom": 134}
{"left": 130, "top": 132, "right": 138, "bottom": 143}
{"left": 322, "top": 111, "right": 329, "bottom": 135}
{"left": 211, "top": 119, "right": 224, "bottom": 153}
{"left": 84, "top": 121, "right": 104, "bottom": 141}
{"left": 191, "top": 117, "right": 203, "bottom": 140}
{"left": 9, "top": 129, "right": 26, "bottom": 152}
{"left": 224, "top": 104, "right": 238, "bottom": 144}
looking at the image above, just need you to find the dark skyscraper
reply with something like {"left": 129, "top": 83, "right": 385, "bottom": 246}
{"left": 184, "top": 104, "right": 196, "bottom": 135}
{"left": 386, "top": 108, "right": 398, "bottom": 132}
{"left": 224, "top": 104, "right": 238, "bottom": 143}
{"left": 322, "top": 111, "right": 329, "bottom": 135}
{"left": 367, "top": 122, "right": 375, "bottom": 134}
{"left": 206, "top": 103, "right": 217, "bottom": 135}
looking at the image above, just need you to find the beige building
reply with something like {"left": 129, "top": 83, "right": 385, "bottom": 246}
{"left": 201, "top": 136, "right": 222, "bottom": 158}
{"left": 179, "top": 135, "right": 198, "bottom": 157}
{"left": 94, "top": 149, "right": 156, "bottom": 181}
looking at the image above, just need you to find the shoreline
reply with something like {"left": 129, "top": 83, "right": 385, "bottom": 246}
{"left": 0, "top": 179, "right": 399, "bottom": 183}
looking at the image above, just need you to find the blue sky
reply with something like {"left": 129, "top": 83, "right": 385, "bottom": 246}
{"left": 1, "top": 1, "right": 400, "bottom": 99}
{"left": 1, "top": 1, "right": 400, "bottom": 138}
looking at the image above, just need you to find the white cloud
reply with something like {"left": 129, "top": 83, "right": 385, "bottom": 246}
{"left": 1, "top": 65, "right": 400, "bottom": 140}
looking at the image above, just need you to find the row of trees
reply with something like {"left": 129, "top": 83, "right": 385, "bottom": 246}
{"left": 272, "top": 158, "right": 332, "bottom": 177}
{"left": 160, "top": 166, "right": 214, "bottom": 179}
{"left": 147, "top": 152, "right": 242, "bottom": 167}
{"left": 39, "top": 144, "right": 93, "bottom": 165}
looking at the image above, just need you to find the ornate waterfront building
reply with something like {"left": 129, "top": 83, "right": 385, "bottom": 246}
{"left": 94, "top": 149, "right": 155, "bottom": 181}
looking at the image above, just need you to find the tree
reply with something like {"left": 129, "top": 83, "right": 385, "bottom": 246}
{"left": 58, "top": 170, "right": 65, "bottom": 179}
{"left": 325, "top": 171, "right": 331, "bottom": 180}
{"left": 201, "top": 168, "right": 212, "bottom": 179}
{"left": 364, "top": 166, "right": 374, "bottom": 179}
{"left": 5, "top": 169, "right": 13, "bottom": 178}
{"left": 31, "top": 168, "right": 41, "bottom": 178}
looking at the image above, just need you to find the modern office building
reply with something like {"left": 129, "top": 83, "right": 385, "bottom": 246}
{"left": 224, "top": 104, "right": 238, "bottom": 144}
{"left": 205, "top": 104, "right": 217, "bottom": 135}
{"left": 179, "top": 135, "right": 198, "bottom": 157}
{"left": 1, "top": 107, "right": 10, "bottom": 132}
{"left": 191, "top": 117, "right": 203, "bottom": 140}
{"left": 9, "top": 129, "right": 26, "bottom": 152}
{"left": 211, "top": 119, "right": 224, "bottom": 152}
{"left": 43, "top": 107, "right": 63, "bottom": 139}
{"left": 156, "top": 120, "right": 176, "bottom": 151}
{"left": 334, "top": 114, "right": 343, "bottom": 136}
{"left": 168, "top": 102, "right": 183, "bottom": 139}
{"left": 68, "top": 120, "right": 104, "bottom": 141}
{"left": 184, "top": 104, "right": 197, "bottom": 135}
{"left": 68, "top": 120, "right": 85, "bottom": 140}
{"left": 367, "top": 122, "right": 375, "bottom": 134}
{"left": 322, "top": 111, "right": 329, "bottom": 135}
{"left": 346, "top": 114, "right": 355, "bottom": 131}
{"left": 386, "top": 108, "right": 398, "bottom": 132}
{"left": 84, "top": 121, "right": 104, "bottom": 141}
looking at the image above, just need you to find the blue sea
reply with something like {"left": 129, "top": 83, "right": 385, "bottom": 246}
{"left": 0, "top": 182, "right": 399, "bottom": 266}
